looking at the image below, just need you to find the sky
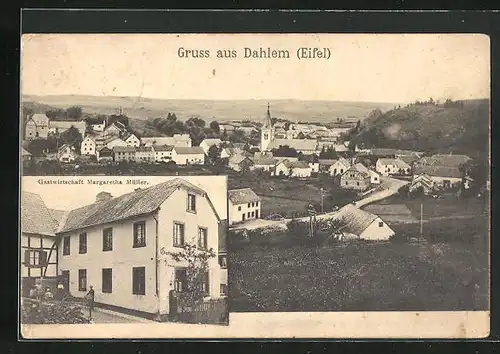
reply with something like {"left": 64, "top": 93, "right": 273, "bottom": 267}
{"left": 21, "top": 33, "right": 490, "bottom": 103}
{"left": 21, "top": 176, "right": 228, "bottom": 219}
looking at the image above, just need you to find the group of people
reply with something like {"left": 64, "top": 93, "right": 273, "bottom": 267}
{"left": 28, "top": 281, "right": 69, "bottom": 301}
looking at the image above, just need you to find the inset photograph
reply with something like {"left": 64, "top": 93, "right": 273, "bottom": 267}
{"left": 20, "top": 176, "right": 228, "bottom": 327}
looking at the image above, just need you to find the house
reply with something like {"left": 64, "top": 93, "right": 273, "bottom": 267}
{"left": 142, "top": 135, "right": 192, "bottom": 148}
{"left": 96, "top": 147, "right": 113, "bottom": 162}
{"left": 328, "top": 158, "right": 351, "bottom": 176}
{"left": 228, "top": 188, "right": 261, "bottom": 225}
{"left": 49, "top": 120, "right": 86, "bottom": 137}
{"left": 106, "top": 137, "right": 128, "bottom": 150}
{"left": 124, "top": 133, "right": 141, "bottom": 147}
{"left": 339, "top": 166, "right": 371, "bottom": 191}
{"left": 21, "top": 147, "right": 32, "bottom": 162}
{"left": 57, "top": 144, "right": 77, "bottom": 163}
{"left": 266, "top": 139, "right": 318, "bottom": 155}
{"left": 413, "top": 154, "right": 471, "bottom": 189}
{"left": 274, "top": 159, "right": 312, "bottom": 178}
{"left": 301, "top": 155, "right": 320, "bottom": 173}
{"left": 218, "top": 220, "right": 228, "bottom": 296}
{"left": 103, "top": 122, "right": 126, "bottom": 138}
{"left": 152, "top": 145, "right": 173, "bottom": 163}
{"left": 236, "top": 126, "right": 258, "bottom": 135}
{"left": 228, "top": 154, "right": 254, "bottom": 172}
{"left": 200, "top": 138, "right": 222, "bottom": 155}
{"left": 375, "top": 158, "right": 411, "bottom": 176}
{"left": 249, "top": 157, "right": 277, "bottom": 173}
{"left": 90, "top": 120, "right": 106, "bottom": 132}
{"left": 113, "top": 146, "right": 136, "bottom": 162}
{"left": 80, "top": 136, "right": 97, "bottom": 156}
{"left": 318, "top": 159, "right": 337, "bottom": 173}
{"left": 25, "top": 113, "right": 50, "bottom": 139}
{"left": 353, "top": 163, "right": 381, "bottom": 185}
{"left": 55, "top": 178, "right": 225, "bottom": 317}
{"left": 220, "top": 147, "right": 246, "bottom": 159}
{"left": 334, "top": 204, "right": 395, "bottom": 241}
{"left": 370, "top": 148, "right": 422, "bottom": 158}
{"left": 135, "top": 146, "right": 155, "bottom": 163}
{"left": 409, "top": 174, "right": 435, "bottom": 195}
{"left": 172, "top": 147, "right": 205, "bottom": 165}
{"left": 21, "top": 191, "right": 60, "bottom": 296}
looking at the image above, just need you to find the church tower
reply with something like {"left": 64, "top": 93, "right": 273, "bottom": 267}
{"left": 261, "top": 102, "right": 274, "bottom": 152}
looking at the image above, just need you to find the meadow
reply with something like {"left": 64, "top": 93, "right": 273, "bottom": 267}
{"left": 229, "top": 216, "right": 489, "bottom": 312}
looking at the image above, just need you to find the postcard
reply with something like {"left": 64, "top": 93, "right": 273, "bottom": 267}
{"left": 20, "top": 33, "right": 490, "bottom": 338}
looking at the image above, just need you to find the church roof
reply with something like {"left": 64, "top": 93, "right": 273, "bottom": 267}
{"left": 263, "top": 103, "right": 273, "bottom": 128}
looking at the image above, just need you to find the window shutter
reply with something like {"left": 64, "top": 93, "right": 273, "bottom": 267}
{"left": 40, "top": 251, "right": 48, "bottom": 266}
{"left": 24, "top": 250, "right": 30, "bottom": 265}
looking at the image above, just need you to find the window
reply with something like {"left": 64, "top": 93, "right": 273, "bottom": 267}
{"left": 78, "top": 269, "right": 87, "bottom": 291}
{"left": 173, "top": 222, "right": 185, "bottom": 247}
{"left": 102, "top": 268, "right": 112, "bottom": 293}
{"left": 132, "top": 267, "right": 145, "bottom": 295}
{"left": 237, "top": 206, "right": 241, "bottom": 211}
{"left": 198, "top": 227, "right": 208, "bottom": 250}
{"left": 218, "top": 255, "right": 227, "bottom": 269}
{"left": 103, "top": 228, "right": 113, "bottom": 251}
{"left": 133, "top": 221, "right": 146, "bottom": 248}
{"left": 242, "top": 214, "right": 245, "bottom": 221}
{"left": 220, "top": 284, "right": 228, "bottom": 296}
{"left": 251, "top": 202, "right": 254, "bottom": 207}
{"left": 255, "top": 202, "right": 259, "bottom": 207}
{"left": 357, "top": 182, "right": 360, "bottom": 186}
{"left": 187, "top": 193, "right": 196, "bottom": 212}
{"left": 378, "top": 222, "right": 384, "bottom": 227}
{"left": 247, "top": 203, "right": 251, "bottom": 208}
{"left": 174, "top": 268, "right": 187, "bottom": 292}
{"left": 63, "top": 236, "right": 70, "bottom": 255}
{"left": 24, "top": 250, "right": 47, "bottom": 267}
{"left": 251, "top": 211, "right": 255, "bottom": 217}
{"left": 79, "top": 233, "right": 87, "bottom": 254}
{"left": 247, "top": 212, "right": 251, "bottom": 218}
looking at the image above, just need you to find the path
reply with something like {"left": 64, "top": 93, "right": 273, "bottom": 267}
{"left": 82, "top": 306, "right": 156, "bottom": 324}
{"left": 230, "top": 177, "right": 409, "bottom": 231}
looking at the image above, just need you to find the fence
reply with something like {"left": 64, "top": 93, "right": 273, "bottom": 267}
{"left": 177, "top": 298, "right": 228, "bottom": 325}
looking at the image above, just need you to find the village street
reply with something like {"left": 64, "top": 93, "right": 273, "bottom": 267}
{"left": 82, "top": 307, "right": 155, "bottom": 324}
{"left": 230, "top": 176, "right": 410, "bottom": 231}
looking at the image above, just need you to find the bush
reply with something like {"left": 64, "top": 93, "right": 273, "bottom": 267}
{"left": 21, "top": 298, "right": 89, "bottom": 324}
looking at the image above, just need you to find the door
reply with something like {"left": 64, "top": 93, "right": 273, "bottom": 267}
{"left": 255, "top": 210, "right": 259, "bottom": 219}
{"left": 242, "top": 214, "right": 246, "bottom": 221}
{"left": 169, "top": 289, "right": 178, "bottom": 318}
{"left": 61, "top": 270, "right": 70, "bottom": 294}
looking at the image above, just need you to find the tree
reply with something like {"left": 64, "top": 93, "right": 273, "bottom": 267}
{"left": 209, "top": 121, "right": 220, "bottom": 133}
{"left": 220, "top": 128, "right": 229, "bottom": 141}
{"left": 166, "top": 242, "right": 216, "bottom": 314}
{"left": 319, "top": 146, "right": 338, "bottom": 159}
{"left": 186, "top": 117, "right": 206, "bottom": 129}
{"left": 60, "top": 126, "right": 83, "bottom": 151}
{"left": 271, "top": 145, "right": 298, "bottom": 158}
{"left": 66, "top": 106, "right": 83, "bottom": 120}
{"left": 207, "top": 144, "right": 221, "bottom": 165}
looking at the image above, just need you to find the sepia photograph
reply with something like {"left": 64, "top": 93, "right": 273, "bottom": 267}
{"left": 20, "top": 175, "right": 229, "bottom": 329}
{"left": 19, "top": 32, "right": 490, "bottom": 338}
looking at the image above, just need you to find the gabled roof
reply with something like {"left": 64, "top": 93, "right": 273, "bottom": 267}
{"left": 267, "top": 138, "right": 318, "bottom": 151}
{"left": 21, "top": 147, "right": 32, "bottom": 156}
{"left": 201, "top": 138, "right": 222, "bottom": 146}
{"left": 58, "top": 144, "right": 72, "bottom": 153}
{"left": 153, "top": 144, "right": 174, "bottom": 152}
{"left": 21, "top": 192, "right": 59, "bottom": 236}
{"left": 279, "top": 159, "right": 310, "bottom": 169}
{"left": 229, "top": 154, "right": 253, "bottom": 165}
{"left": 335, "top": 204, "right": 380, "bottom": 236}
{"left": 136, "top": 146, "right": 154, "bottom": 152}
{"left": 113, "top": 146, "right": 136, "bottom": 153}
{"left": 228, "top": 188, "right": 261, "bottom": 204}
{"left": 413, "top": 165, "right": 463, "bottom": 178}
{"left": 174, "top": 146, "right": 204, "bottom": 155}
{"left": 318, "top": 159, "right": 337, "bottom": 166}
{"left": 415, "top": 154, "right": 471, "bottom": 168}
{"left": 123, "top": 132, "right": 139, "bottom": 141}
{"left": 331, "top": 157, "right": 351, "bottom": 168}
{"left": 49, "top": 120, "right": 86, "bottom": 130}
{"left": 377, "top": 158, "right": 411, "bottom": 169}
{"left": 31, "top": 113, "right": 49, "bottom": 125}
{"left": 251, "top": 157, "right": 278, "bottom": 166}
{"left": 59, "top": 178, "right": 210, "bottom": 233}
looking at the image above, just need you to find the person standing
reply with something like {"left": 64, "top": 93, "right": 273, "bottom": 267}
{"left": 86, "top": 286, "right": 95, "bottom": 320}
{"left": 56, "top": 282, "right": 65, "bottom": 301}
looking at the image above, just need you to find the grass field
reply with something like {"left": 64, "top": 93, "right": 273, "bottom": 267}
{"left": 229, "top": 217, "right": 488, "bottom": 312}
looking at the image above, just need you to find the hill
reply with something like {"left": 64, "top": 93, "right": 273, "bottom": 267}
{"left": 350, "top": 99, "right": 489, "bottom": 157}
{"left": 22, "top": 95, "right": 395, "bottom": 123}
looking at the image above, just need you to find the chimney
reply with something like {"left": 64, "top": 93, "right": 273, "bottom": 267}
{"left": 96, "top": 191, "right": 113, "bottom": 203}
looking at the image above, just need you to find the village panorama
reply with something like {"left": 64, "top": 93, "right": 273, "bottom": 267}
{"left": 21, "top": 96, "right": 489, "bottom": 313}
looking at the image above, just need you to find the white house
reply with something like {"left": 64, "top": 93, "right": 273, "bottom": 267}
{"left": 172, "top": 147, "right": 205, "bottom": 165}
{"left": 57, "top": 144, "right": 77, "bottom": 163}
{"left": 249, "top": 158, "right": 277, "bottom": 173}
{"left": 334, "top": 204, "right": 395, "bottom": 241}
{"left": 106, "top": 137, "right": 128, "bottom": 150}
{"left": 228, "top": 188, "right": 262, "bottom": 225}
{"left": 376, "top": 158, "right": 411, "bottom": 176}
{"left": 412, "top": 154, "right": 471, "bottom": 189}
{"left": 353, "top": 163, "right": 381, "bottom": 185}
{"left": 21, "top": 191, "right": 61, "bottom": 296}
{"left": 124, "top": 133, "right": 141, "bottom": 147}
{"left": 274, "top": 159, "right": 312, "bottom": 178}
{"left": 90, "top": 121, "right": 105, "bottom": 132}
{"left": 25, "top": 113, "right": 50, "bottom": 140}
{"left": 152, "top": 145, "right": 174, "bottom": 163}
{"left": 135, "top": 146, "right": 155, "bottom": 163}
{"left": 103, "top": 122, "right": 126, "bottom": 138}
{"left": 200, "top": 138, "right": 222, "bottom": 155}
{"left": 56, "top": 178, "right": 225, "bottom": 318}
{"left": 328, "top": 158, "right": 351, "bottom": 176}
{"left": 80, "top": 136, "right": 97, "bottom": 156}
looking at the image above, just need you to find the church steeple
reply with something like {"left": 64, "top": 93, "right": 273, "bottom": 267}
{"left": 263, "top": 102, "right": 272, "bottom": 128}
